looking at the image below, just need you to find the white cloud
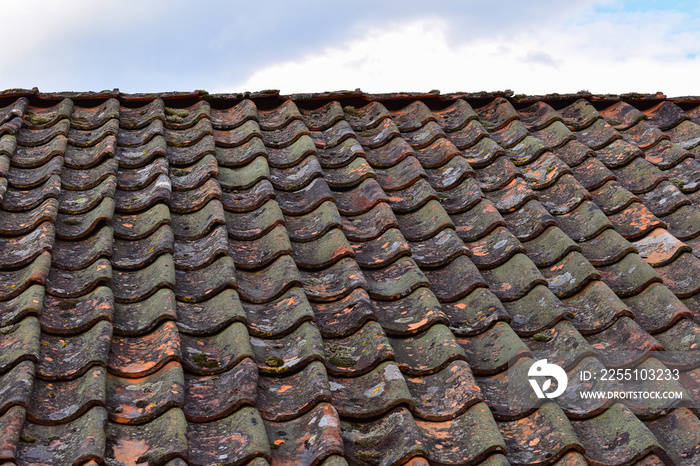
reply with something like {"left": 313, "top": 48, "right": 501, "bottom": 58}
{"left": 1, "top": 1, "right": 699, "bottom": 95}
{"left": 233, "top": 7, "right": 700, "bottom": 97}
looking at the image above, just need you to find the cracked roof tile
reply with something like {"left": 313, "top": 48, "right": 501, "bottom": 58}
{"left": 458, "top": 322, "right": 529, "bottom": 375}
{"left": 114, "top": 288, "right": 177, "bottom": 336}
{"left": 222, "top": 179, "right": 274, "bottom": 213}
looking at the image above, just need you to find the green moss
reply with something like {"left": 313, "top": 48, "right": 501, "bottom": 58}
{"left": 193, "top": 353, "right": 219, "bottom": 368}
{"left": 325, "top": 343, "right": 357, "bottom": 367}
{"left": 0, "top": 324, "right": 18, "bottom": 335}
{"left": 343, "top": 105, "right": 362, "bottom": 118}
{"left": 136, "top": 399, "right": 149, "bottom": 409}
{"left": 165, "top": 107, "right": 189, "bottom": 118}
{"left": 270, "top": 443, "right": 280, "bottom": 450}
{"left": 27, "top": 114, "right": 52, "bottom": 125}
{"left": 166, "top": 114, "right": 184, "bottom": 124}
{"left": 58, "top": 300, "right": 77, "bottom": 311}
{"left": 72, "top": 114, "right": 91, "bottom": 124}
{"left": 491, "top": 89, "right": 513, "bottom": 97}
{"left": 265, "top": 356, "right": 284, "bottom": 367}
{"left": 355, "top": 128, "right": 375, "bottom": 138}
{"left": 326, "top": 90, "right": 356, "bottom": 96}
{"left": 670, "top": 178, "right": 686, "bottom": 188}
{"left": 531, "top": 332, "right": 553, "bottom": 342}
{"left": 20, "top": 434, "right": 36, "bottom": 443}
{"left": 355, "top": 450, "right": 381, "bottom": 461}
{"left": 137, "top": 447, "right": 168, "bottom": 466}
{"left": 259, "top": 89, "right": 279, "bottom": 95}
{"left": 105, "top": 459, "right": 127, "bottom": 466}
{"left": 329, "top": 355, "right": 357, "bottom": 367}
{"left": 394, "top": 113, "right": 409, "bottom": 126}
{"left": 62, "top": 218, "right": 81, "bottom": 226}
{"left": 196, "top": 89, "right": 209, "bottom": 96}
{"left": 170, "top": 167, "right": 189, "bottom": 177}
{"left": 429, "top": 89, "right": 440, "bottom": 94}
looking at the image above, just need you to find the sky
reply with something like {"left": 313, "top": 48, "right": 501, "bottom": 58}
{"left": 2, "top": 0, "right": 699, "bottom": 96}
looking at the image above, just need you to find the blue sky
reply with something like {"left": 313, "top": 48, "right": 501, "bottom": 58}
{"left": 3, "top": 0, "right": 699, "bottom": 96}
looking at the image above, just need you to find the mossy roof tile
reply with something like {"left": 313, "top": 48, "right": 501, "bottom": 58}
{"left": 4, "top": 92, "right": 700, "bottom": 464}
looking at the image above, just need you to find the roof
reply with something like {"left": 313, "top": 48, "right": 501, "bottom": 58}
{"left": 0, "top": 88, "right": 700, "bottom": 465}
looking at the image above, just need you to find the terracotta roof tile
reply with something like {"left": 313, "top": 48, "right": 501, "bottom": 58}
{"left": 311, "top": 288, "right": 375, "bottom": 339}
{"left": 105, "top": 407, "right": 188, "bottom": 464}
{"left": 503, "top": 284, "right": 572, "bottom": 335}
{"left": 183, "top": 357, "right": 258, "bottom": 423}
{"left": 499, "top": 401, "right": 583, "bottom": 464}
{"left": 521, "top": 225, "right": 579, "bottom": 267}
{"left": 106, "top": 362, "right": 182, "bottom": 425}
{"left": 570, "top": 403, "right": 663, "bottom": 465}
{"left": 600, "top": 101, "right": 646, "bottom": 131}
{"left": 268, "top": 402, "right": 343, "bottom": 465}
{"left": 20, "top": 406, "right": 108, "bottom": 465}
{"left": 188, "top": 406, "right": 270, "bottom": 465}
{"left": 259, "top": 360, "right": 331, "bottom": 421}
{"left": 3, "top": 91, "right": 700, "bottom": 464}
{"left": 42, "top": 285, "right": 113, "bottom": 335}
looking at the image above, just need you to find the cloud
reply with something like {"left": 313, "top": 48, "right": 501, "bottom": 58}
{"left": 523, "top": 52, "right": 561, "bottom": 68}
{"left": 233, "top": 3, "right": 700, "bottom": 96}
{"left": 1, "top": 1, "right": 699, "bottom": 96}
{"left": 233, "top": 18, "right": 574, "bottom": 94}
{"left": 0, "top": 0, "right": 606, "bottom": 92}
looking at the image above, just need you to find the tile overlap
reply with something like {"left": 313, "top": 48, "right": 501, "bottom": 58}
{"left": 0, "top": 90, "right": 700, "bottom": 465}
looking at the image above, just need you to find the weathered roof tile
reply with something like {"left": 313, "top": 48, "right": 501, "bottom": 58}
{"left": 4, "top": 92, "right": 700, "bottom": 464}
{"left": 183, "top": 357, "right": 258, "bottom": 422}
